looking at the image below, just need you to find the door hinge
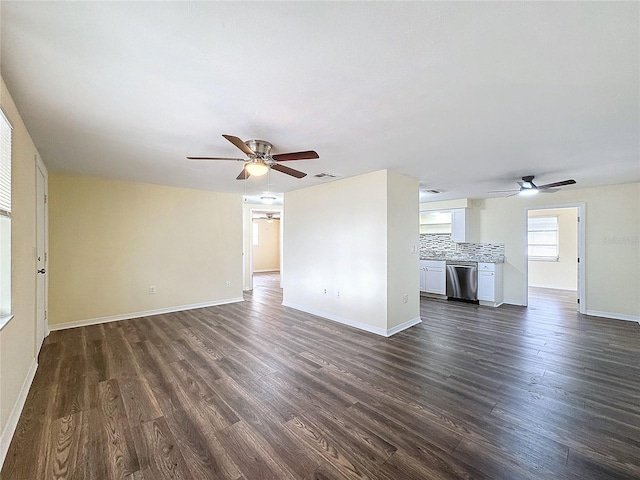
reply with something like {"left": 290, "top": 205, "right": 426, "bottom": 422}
{"left": 577, "top": 298, "right": 580, "bottom": 304}
{"left": 45, "top": 252, "right": 47, "bottom": 262}
{"left": 577, "top": 257, "right": 580, "bottom": 263}
{"left": 44, "top": 310, "right": 47, "bottom": 320}
{"left": 44, "top": 194, "right": 47, "bottom": 204}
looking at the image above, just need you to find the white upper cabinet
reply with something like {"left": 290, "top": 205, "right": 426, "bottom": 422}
{"left": 450, "top": 208, "right": 479, "bottom": 243}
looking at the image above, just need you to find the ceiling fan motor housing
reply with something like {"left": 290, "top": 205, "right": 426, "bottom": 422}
{"left": 521, "top": 175, "right": 536, "bottom": 189}
{"left": 245, "top": 139, "right": 273, "bottom": 157}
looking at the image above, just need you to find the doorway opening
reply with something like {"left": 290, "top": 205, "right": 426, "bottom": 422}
{"left": 526, "top": 205, "right": 584, "bottom": 313}
{"left": 249, "top": 210, "right": 282, "bottom": 290}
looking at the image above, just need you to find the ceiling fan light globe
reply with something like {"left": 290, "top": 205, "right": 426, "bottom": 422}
{"left": 261, "top": 195, "right": 276, "bottom": 204}
{"left": 519, "top": 188, "right": 538, "bottom": 197}
{"left": 245, "top": 161, "right": 268, "bottom": 176}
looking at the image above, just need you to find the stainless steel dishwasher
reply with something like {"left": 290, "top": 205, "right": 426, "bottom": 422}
{"left": 446, "top": 261, "right": 478, "bottom": 302}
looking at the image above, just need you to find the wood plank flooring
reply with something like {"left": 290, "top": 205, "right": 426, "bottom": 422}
{"left": 3, "top": 274, "right": 639, "bottom": 479}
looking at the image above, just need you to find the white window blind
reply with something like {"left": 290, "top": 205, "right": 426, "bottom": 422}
{"left": 0, "top": 108, "right": 12, "bottom": 322}
{"left": 528, "top": 215, "right": 559, "bottom": 261}
{"left": 0, "top": 109, "right": 10, "bottom": 216}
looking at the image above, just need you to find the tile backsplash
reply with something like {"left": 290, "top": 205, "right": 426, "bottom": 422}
{"left": 419, "top": 234, "right": 505, "bottom": 258}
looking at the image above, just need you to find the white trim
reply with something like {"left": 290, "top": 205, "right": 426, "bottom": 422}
{"left": 48, "top": 297, "right": 244, "bottom": 331}
{"left": 527, "top": 285, "right": 578, "bottom": 292}
{"left": 282, "top": 301, "right": 387, "bottom": 336}
{"left": 0, "top": 314, "right": 13, "bottom": 331}
{"left": 524, "top": 203, "right": 586, "bottom": 314}
{"left": 585, "top": 310, "right": 640, "bottom": 323}
{"left": 281, "top": 301, "right": 421, "bottom": 337}
{"left": 36, "top": 155, "right": 49, "bottom": 355}
{"left": 504, "top": 298, "right": 526, "bottom": 306}
{"left": 479, "top": 300, "right": 504, "bottom": 308}
{"left": 385, "top": 316, "right": 422, "bottom": 336}
{"left": 0, "top": 359, "right": 38, "bottom": 470}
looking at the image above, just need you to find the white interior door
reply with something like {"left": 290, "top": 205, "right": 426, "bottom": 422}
{"left": 36, "top": 158, "right": 48, "bottom": 354}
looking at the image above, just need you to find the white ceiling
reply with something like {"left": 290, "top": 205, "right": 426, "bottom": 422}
{"left": 1, "top": 2, "right": 638, "bottom": 201}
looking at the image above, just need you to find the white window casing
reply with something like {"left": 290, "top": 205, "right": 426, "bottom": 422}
{"left": 528, "top": 215, "right": 559, "bottom": 262}
{"left": 0, "top": 108, "right": 12, "bottom": 327}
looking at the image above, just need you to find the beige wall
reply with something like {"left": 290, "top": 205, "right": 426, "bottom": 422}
{"left": 48, "top": 173, "right": 244, "bottom": 326}
{"left": 252, "top": 218, "right": 280, "bottom": 272}
{"left": 386, "top": 171, "right": 420, "bottom": 329}
{"left": 477, "top": 183, "right": 639, "bottom": 319}
{"left": 283, "top": 170, "right": 420, "bottom": 335}
{"left": 283, "top": 171, "right": 389, "bottom": 331}
{"left": 528, "top": 207, "right": 578, "bottom": 290}
{"left": 0, "top": 78, "right": 40, "bottom": 440}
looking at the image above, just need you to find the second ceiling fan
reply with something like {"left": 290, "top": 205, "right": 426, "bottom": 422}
{"left": 489, "top": 175, "right": 576, "bottom": 197}
{"left": 188, "top": 134, "right": 319, "bottom": 179}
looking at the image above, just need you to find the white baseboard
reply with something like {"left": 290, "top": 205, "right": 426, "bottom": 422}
{"left": 48, "top": 297, "right": 244, "bottom": 331}
{"left": 528, "top": 285, "right": 578, "bottom": 291}
{"left": 585, "top": 310, "right": 640, "bottom": 323}
{"left": 479, "top": 300, "right": 504, "bottom": 308}
{"left": 386, "top": 317, "right": 422, "bottom": 336}
{"left": 504, "top": 298, "right": 526, "bottom": 306}
{"left": 281, "top": 301, "right": 421, "bottom": 337}
{"left": 0, "top": 359, "right": 38, "bottom": 470}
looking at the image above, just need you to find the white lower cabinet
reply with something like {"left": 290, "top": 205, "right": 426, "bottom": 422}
{"left": 478, "top": 262, "right": 504, "bottom": 307}
{"left": 420, "top": 260, "right": 446, "bottom": 295}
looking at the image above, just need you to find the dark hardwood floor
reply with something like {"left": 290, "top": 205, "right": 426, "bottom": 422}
{"left": 3, "top": 273, "right": 639, "bottom": 479}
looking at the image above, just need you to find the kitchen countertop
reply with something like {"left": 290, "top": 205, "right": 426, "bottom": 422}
{"left": 420, "top": 254, "right": 505, "bottom": 263}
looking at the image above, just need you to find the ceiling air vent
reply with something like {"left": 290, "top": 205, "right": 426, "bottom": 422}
{"left": 314, "top": 173, "right": 338, "bottom": 178}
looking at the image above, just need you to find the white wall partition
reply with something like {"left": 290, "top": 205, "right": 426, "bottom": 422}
{"left": 283, "top": 170, "right": 420, "bottom": 336}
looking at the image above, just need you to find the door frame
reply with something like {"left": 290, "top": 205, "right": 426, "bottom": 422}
{"left": 35, "top": 156, "right": 48, "bottom": 353}
{"left": 243, "top": 204, "right": 283, "bottom": 290}
{"left": 523, "top": 202, "right": 586, "bottom": 314}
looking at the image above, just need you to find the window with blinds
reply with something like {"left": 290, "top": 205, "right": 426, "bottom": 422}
{"left": 528, "top": 215, "right": 559, "bottom": 261}
{"left": 0, "top": 108, "right": 12, "bottom": 322}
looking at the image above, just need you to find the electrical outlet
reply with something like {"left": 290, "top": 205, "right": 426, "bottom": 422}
{"left": 403, "top": 293, "right": 408, "bottom": 304}
{"left": 149, "top": 286, "right": 156, "bottom": 294}
{"left": 337, "top": 290, "right": 340, "bottom": 298}
{"left": 226, "top": 281, "right": 231, "bottom": 287}
{"left": 323, "top": 288, "right": 327, "bottom": 295}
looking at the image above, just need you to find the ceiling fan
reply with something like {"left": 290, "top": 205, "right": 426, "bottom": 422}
{"left": 187, "top": 134, "right": 319, "bottom": 180}
{"left": 489, "top": 175, "right": 576, "bottom": 197}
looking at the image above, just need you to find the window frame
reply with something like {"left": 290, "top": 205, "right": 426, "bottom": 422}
{"left": 0, "top": 107, "right": 13, "bottom": 330}
{"left": 527, "top": 214, "right": 560, "bottom": 262}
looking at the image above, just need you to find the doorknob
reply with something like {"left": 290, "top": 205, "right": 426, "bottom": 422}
{"left": 37, "top": 269, "right": 46, "bottom": 274}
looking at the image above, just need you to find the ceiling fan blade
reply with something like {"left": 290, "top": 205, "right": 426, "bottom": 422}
{"left": 222, "top": 134, "right": 255, "bottom": 156}
{"left": 272, "top": 150, "right": 319, "bottom": 162}
{"left": 236, "top": 169, "right": 250, "bottom": 180}
{"left": 537, "top": 179, "right": 576, "bottom": 189}
{"left": 270, "top": 163, "right": 307, "bottom": 178}
{"left": 187, "top": 156, "right": 245, "bottom": 161}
